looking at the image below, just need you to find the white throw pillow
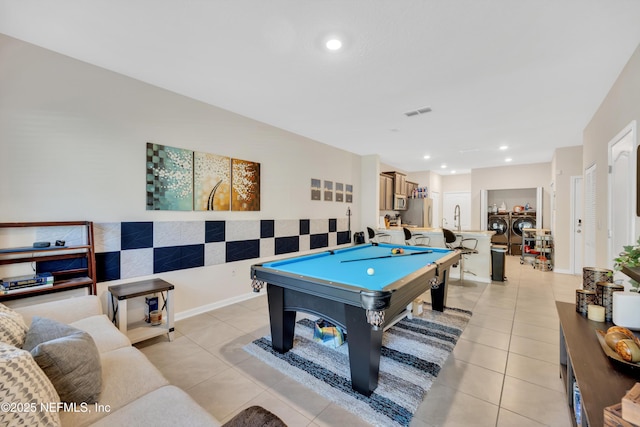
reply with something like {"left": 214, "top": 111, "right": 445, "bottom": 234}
{"left": 0, "top": 303, "right": 28, "bottom": 347}
{"left": 0, "top": 342, "right": 61, "bottom": 427}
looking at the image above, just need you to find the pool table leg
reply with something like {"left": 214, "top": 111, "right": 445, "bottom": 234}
{"left": 345, "top": 305, "right": 383, "bottom": 396}
{"left": 267, "top": 284, "right": 296, "bottom": 353}
{"left": 430, "top": 270, "right": 449, "bottom": 312}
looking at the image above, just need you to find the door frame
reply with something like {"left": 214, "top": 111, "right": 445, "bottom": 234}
{"left": 570, "top": 175, "right": 583, "bottom": 275}
{"left": 607, "top": 120, "right": 637, "bottom": 271}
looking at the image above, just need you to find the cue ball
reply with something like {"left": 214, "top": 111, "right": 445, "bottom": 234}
{"left": 367, "top": 268, "right": 375, "bottom": 275}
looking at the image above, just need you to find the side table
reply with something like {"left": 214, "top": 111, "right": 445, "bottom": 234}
{"left": 107, "top": 278, "right": 175, "bottom": 344}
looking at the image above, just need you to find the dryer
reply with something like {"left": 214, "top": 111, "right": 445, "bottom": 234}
{"left": 510, "top": 212, "right": 536, "bottom": 255}
{"left": 488, "top": 213, "right": 510, "bottom": 248}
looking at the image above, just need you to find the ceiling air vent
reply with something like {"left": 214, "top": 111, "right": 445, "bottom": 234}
{"left": 404, "top": 106, "right": 432, "bottom": 117}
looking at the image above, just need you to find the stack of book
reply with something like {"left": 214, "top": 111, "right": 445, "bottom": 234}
{"left": 1, "top": 272, "right": 54, "bottom": 295}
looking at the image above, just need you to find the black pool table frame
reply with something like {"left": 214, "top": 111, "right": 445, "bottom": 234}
{"left": 250, "top": 246, "right": 460, "bottom": 396}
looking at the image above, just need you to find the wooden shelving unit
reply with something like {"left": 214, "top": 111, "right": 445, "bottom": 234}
{"left": 0, "top": 221, "right": 96, "bottom": 301}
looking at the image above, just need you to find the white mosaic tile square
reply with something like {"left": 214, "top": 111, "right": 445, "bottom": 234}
{"left": 226, "top": 221, "right": 260, "bottom": 241}
{"left": 310, "top": 219, "right": 328, "bottom": 234}
{"left": 36, "top": 226, "right": 85, "bottom": 246}
{"left": 260, "top": 238, "right": 275, "bottom": 258}
{"left": 94, "top": 223, "right": 121, "bottom": 252}
{"left": 275, "top": 220, "right": 298, "bottom": 237}
{"left": 120, "top": 248, "right": 153, "bottom": 279}
{"left": 299, "top": 235, "right": 310, "bottom": 252}
{"left": 181, "top": 221, "right": 205, "bottom": 245}
{"left": 329, "top": 233, "right": 337, "bottom": 247}
{"left": 204, "top": 242, "right": 226, "bottom": 266}
{"left": 153, "top": 222, "right": 181, "bottom": 248}
{"left": 337, "top": 217, "right": 349, "bottom": 232}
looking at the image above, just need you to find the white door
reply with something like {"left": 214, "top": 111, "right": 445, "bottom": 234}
{"left": 443, "top": 192, "right": 471, "bottom": 231}
{"left": 608, "top": 122, "right": 637, "bottom": 277}
{"left": 431, "top": 191, "right": 440, "bottom": 229}
{"left": 584, "top": 164, "right": 596, "bottom": 268}
{"left": 571, "top": 176, "right": 584, "bottom": 274}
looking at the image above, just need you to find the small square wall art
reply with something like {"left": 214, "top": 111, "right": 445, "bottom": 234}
{"left": 311, "top": 178, "right": 321, "bottom": 200}
{"left": 324, "top": 180, "right": 333, "bottom": 202}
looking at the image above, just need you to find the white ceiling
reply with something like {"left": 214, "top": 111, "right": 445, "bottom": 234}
{"left": 2, "top": 1, "right": 640, "bottom": 174}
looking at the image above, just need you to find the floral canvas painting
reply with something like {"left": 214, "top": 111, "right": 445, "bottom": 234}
{"left": 146, "top": 143, "right": 193, "bottom": 210}
{"left": 231, "top": 158, "right": 260, "bottom": 211}
{"left": 194, "top": 152, "right": 230, "bottom": 211}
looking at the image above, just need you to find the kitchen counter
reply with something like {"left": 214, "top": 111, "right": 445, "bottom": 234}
{"left": 377, "top": 227, "right": 496, "bottom": 283}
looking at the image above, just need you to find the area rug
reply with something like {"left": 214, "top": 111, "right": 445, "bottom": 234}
{"left": 243, "top": 304, "right": 472, "bottom": 427}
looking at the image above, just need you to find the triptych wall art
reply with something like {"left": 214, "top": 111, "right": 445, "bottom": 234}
{"left": 310, "top": 179, "right": 352, "bottom": 203}
{"left": 146, "top": 143, "right": 260, "bottom": 211}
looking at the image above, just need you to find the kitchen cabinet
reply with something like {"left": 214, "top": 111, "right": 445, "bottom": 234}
{"left": 406, "top": 181, "right": 418, "bottom": 198}
{"left": 383, "top": 171, "right": 407, "bottom": 196}
{"left": 379, "top": 174, "right": 394, "bottom": 210}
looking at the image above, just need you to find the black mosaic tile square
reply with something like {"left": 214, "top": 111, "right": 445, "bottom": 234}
{"left": 154, "top": 246, "right": 182, "bottom": 273}
{"left": 205, "top": 221, "right": 225, "bottom": 243}
{"left": 329, "top": 218, "right": 337, "bottom": 232}
{"left": 337, "top": 231, "right": 351, "bottom": 245}
{"left": 226, "top": 240, "right": 260, "bottom": 262}
{"left": 261, "top": 220, "right": 274, "bottom": 238}
{"left": 37, "top": 258, "right": 87, "bottom": 274}
{"left": 180, "top": 244, "right": 205, "bottom": 270}
{"left": 310, "top": 233, "right": 329, "bottom": 250}
{"left": 121, "top": 222, "right": 154, "bottom": 250}
{"left": 95, "top": 251, "right": 121, "bottom": 282}
{"left": 299, "top": 219, "right": 310, "bottom": 235}
{"left": 275, "top": 236, "right": 299, "bottom": 255}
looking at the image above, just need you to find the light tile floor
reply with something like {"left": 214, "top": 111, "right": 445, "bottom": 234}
{"left": 136, "top": 255, "right": 580, "bottom": 426}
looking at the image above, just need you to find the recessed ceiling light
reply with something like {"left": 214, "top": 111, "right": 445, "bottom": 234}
{"left": 423, "top": 155, "right": 431, "bottom": 159}
{"left": 441, "top": 164, "right": 447, "bottom": 169}
{"left": 451, "top": 170, "right": 457, "bottom": 174}
{"left": 505, "top": 158, "right": 512, "bottom": 162}
{"left": 499, "top": 145, "right": 508, "bottom": 151}
{"left": 326, "top": 39, "right": 342, "bottom": 51}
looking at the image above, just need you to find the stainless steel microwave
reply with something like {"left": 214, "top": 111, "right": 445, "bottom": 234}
{"left": 393, "top": 194, "right": 407, "bottom": 210}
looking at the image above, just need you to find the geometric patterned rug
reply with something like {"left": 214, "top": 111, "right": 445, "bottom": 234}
{"left": 243, "top": 304, "right": 472, "bottom": 427}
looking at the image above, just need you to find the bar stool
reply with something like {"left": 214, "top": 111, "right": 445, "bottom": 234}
{"left": 443, "top": 229, "right": 478, "bottom": 281}
{"left": 403, "top": 227, "right": 430, "bottom": 246}
{"left": 367, "top": 227, "right": 391, "bottom": 244}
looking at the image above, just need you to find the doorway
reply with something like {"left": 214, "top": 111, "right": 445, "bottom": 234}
{"left": 608, "top": 121, "right": 637, "bottom": 278}
{"left": 571, "top": 176, "right": 584, "bottom": 274}
{"left": 443, "top": 192, "right": 471, "bottom": 231}
{"left": 584, "top": 164, "right": 596, "bottom": 268}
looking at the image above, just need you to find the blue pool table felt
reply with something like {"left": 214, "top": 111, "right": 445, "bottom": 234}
{"left": 262, "top": 243, "right": 453, "bottom": 291}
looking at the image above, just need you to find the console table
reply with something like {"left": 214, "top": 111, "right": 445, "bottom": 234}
{"left": 557, "top": 301, "right": 637, "bottom": 426}
{"left": 108, "top": 278, "right": 175, "bottom": 344}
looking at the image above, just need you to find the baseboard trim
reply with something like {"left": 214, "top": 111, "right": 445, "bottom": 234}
{"left": 175, "top": 292, "right": 262, "bottom": 321}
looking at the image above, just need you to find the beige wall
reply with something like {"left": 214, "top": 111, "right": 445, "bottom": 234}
{"left": 0, "top": 34, "right": 362, "bottom": 314}
{"left": 551, "top": 146, "right": 583, "bottom": 272}
{"left": 583, "top": 43, "right": 640, "bottom": 267}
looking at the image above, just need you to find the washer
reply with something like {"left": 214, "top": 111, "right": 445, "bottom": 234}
{"left": 510, "top": 212, "right": 536, "bottom": 255}
{"left": 488, "top": 213, "right": 510, "bottom": 248}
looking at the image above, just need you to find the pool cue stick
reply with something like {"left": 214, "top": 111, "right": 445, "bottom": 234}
{"left": 340, "top": 250, "right": 432, "bottom": 263}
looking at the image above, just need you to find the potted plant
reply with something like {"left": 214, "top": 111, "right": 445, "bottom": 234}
{"left": 611, "top": 237, "right": 640, "bottom": 329}
{"left": 613, "top": 236, "right": 640, "bottom": 291}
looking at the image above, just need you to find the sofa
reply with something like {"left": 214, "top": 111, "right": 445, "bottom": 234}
{"left": 0, "top": 295, "right": 286, "bottom": 427}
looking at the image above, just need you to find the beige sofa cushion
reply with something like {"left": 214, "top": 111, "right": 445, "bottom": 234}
{"left": 59, "top": 346, "right": 170, "bottom": 427}
{"left": 0, "top": 342, "right": 61, "bottom": 427}
{"left": 70, "top": 315, "right": 131, "bottom": 353}
{"left": 91, "top": 385, "right": 220, "bottom": 427}
{"left": 0, "top": 303, "right": 28, "bottom": 347}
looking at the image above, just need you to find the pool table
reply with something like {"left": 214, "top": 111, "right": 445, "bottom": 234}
{"left": 250, "top": 242, "right": 460, "bottom": 396}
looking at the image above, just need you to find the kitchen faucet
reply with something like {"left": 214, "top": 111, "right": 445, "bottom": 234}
{"left": 454, "top": 204, "right": 461, "bottom": 231}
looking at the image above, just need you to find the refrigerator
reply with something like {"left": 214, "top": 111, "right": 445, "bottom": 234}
{"left": 403, "top": 198, "right": 433, "bottom": 228}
